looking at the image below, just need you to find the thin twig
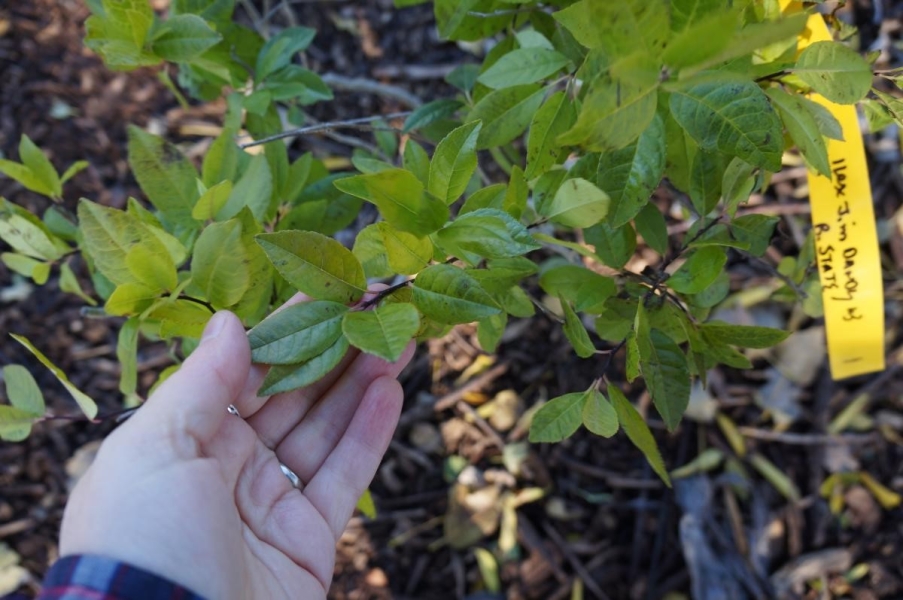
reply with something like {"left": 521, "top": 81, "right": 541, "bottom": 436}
{"left": 239, "top": 112, "right": 412, "bottom": 148}
{"left": 737, "top": 427, "right": 878, "bottom": 446}
{"left": 541, "top": 521, "right": 613, "bottom": 600}
{"left": 320, "top": 73, "right": 423, "bottom": 108}
{"left": 740, "top": 250, "right": 808, "bottom": 299}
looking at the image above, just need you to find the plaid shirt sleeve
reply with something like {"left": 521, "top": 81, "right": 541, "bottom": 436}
{"left": 38, "top": 555, "right": 205, "bottom": 600}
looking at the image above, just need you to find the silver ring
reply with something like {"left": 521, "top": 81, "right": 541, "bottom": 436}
{"left": 227, "top": 404, "right": 241, "bottom": 417}
{"left": 280, "top": 463, "right": 303, "bottom": 490}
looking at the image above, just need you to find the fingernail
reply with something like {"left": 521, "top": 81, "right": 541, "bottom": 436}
{"left": 201, "top": 312, "right": 228, "bottom": 343}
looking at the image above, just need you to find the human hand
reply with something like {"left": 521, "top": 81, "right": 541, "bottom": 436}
{"left": 59, "top": 297, "right": 414, "bottom": 599}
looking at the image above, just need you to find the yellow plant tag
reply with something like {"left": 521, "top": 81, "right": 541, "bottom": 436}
{"left": 781, "top": 1, "right": 885, "bottom": 378}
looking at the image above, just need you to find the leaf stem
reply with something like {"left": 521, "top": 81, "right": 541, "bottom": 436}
{"left": 357, "top": 279, "right": 412, "bottom": 311}
{"left": 180, "top": 295, "right": 216, "bottom": 314}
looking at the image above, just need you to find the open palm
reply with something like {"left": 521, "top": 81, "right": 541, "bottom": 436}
{"left": 60, "top": 300, "right": 413, "bottom": 599}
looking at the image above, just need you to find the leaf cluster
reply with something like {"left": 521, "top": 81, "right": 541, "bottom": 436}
{"left": 0, "top": 0, "right": 877, "bottom": 478}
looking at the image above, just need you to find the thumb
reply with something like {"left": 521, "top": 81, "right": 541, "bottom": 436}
{"left": 138, "top": 311, "right": 251, "bottom": 446}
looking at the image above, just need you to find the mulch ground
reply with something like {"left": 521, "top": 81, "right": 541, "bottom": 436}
{"left": 1, "top": 1, "right": 903, "bottom": 599}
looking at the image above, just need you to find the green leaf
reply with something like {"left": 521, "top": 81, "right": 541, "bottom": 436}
{"left": 446, "top": 64, "right": 481, "bottom": 93}
{"left": 528, "top": 392, "right": 586, "bottom": 443}
{"left": 146, "top": 298, "right": 213, "bottom": 339}
{"left": 191, "top": 180, "right": 233, "bottom": 221}
{"left": 0, "top": 209, "right": 66, "bottom": 261}
{"left": 216, "top": 153, "right": 273, "bottom": 221}
{"left": 230, "top": 211, "right": 274, "bottom": 324}
{"left": 669, "top": 80, "right": 783, "bottom": 171}
{"left": 801, "top": 96, "right": 844, "bottom": 141}
{"left": 104, "top": 282, "right": 159, "bottom": 316}
{"left": 689, "top": 149, "right": 724, "bottom": 215}
{"left": 670, "top": 0, "right": 724, "bottom": 32}
{"left": 625, "top": 328, "right": 641, "bottom": 382}
{"left": 749, "top": 453, "right": 799, "bottom": 502}
{"left": 256, "top": 230, "right": 366, "bottom": 304}
{"left": 601, "top": 114, "right": 666, "bottom": 227}
{"left": 595, "top": 297, "right": 636, "bottom": 342}
{"left": 18, "top": 135, "right": 61, "bottom": 198}
{"left": 403, "top": 141, "right": 430, "bottom": 185}
{"left": 468, "top": 256, "right": 538, "bottom": 293}
{"left": 477, "top": 47, "right": 570, "bottom": 89}
{"left": 720, "top": 157, "right": 757, "bottom": 215}
{"left": 192, "top": 220, "right": 250, "bottom": 307}
{"left": 77, "top": 200, "right": 165, "bottom": 285}
{"left": 793, "top": 41, "right": 873, "bottom": 105}
{"left": 862, "top": 99, "right": 893, "bottom": 133}
{"left": 607, "top": 382, "right": 671, "bottom": 486}
{"left": 256, "top": 26, "right": 316, "bottom": 81}
{"left": 171, "top": 0, "right": 235, "bottom": 23}
{"left": 558, "top": 53, "right": 660, "bottom": 151}
{"left": 525, "top": 91, "right": 577, "bottom": 179}
{"left": 281, "top": 174, "right": 363, "bottom": 236}
{"left": 1, "top": 253, "right": 47, "bottom": 283}
{"left": 0, "top": 159, "right": 55, "bottom": 197}
{"left": 403, "top": 99, "right": 463, "bottom": 133}
{"left": 542, "top": 177, "right": 610, "bottom": 228}
{"left": 635, "top": 203, "right": 668, "bottom": 255}
{"left": 10, "top": 334, "right": 97, "bottom": 419}
{"left": 662, "top": 10, "right": 737, "bottom": 70}
{"left": 376, "top": 222, "right": 432, "bottom": 275}
{"left": 353, "top": 224, "right": 393, "bottom": 279}
{"left": 699, "top": 322, "right": 790, "bottom": 348}
{"left": 680, "top": 13, "right": 807, "bottom": 76}
{"left": 356, "top": 489, "right": 377, "bottom": 519}
{"left": 126, "top": 243, "right": 177, "bottom": 291}
{"left": 126, "top": 199, "right": 189, "bottom": 266}
{"left": 490, "top": 285, "right": 534, "bottom": 319}
{"left": 467, "top": 84, "right": 546, "bottom": 150}
{"left": 560, "top": 298, "right": 595, "bottom": 358}
{"left": 766, "top": 87, "right": 830, "bottom": 177}
{"left": 2, "top": 365, "right": 44, "bottom": 415}
{"left": 262, "top": 66, "right": 332, "bottom": 105}
{"left": 60, "top": 160, "right": 90, "bottom": 185}
{"left": 413, "top": 264, "right": 501, "bottom": 324}
{"left": 202, "top": 130, "right": 239, "bottom": 187}
{"left": 0, "top": 405, "right": 38, "bottom": 442}
{"left": 583, "top": 390, "right": 618, "bottom": 437}
{"left": 731, "top": 214, "right": 778, "bottom": 256}
{"left": 434, "top": 0, "right": 477, "bottom": 39}
{"left": 248, "top": 300, "right": 348, "bottom": 365}
{"left": 151, "top": 14, "right": 221, "bottom": 61}
{"left": 97, "top": 0, "right": 154, "bottom": 47}
{"left": 117, "top": 318, "right": 139, "bottom": 397}
{"left": 335, "top": 169, "right": 449, "bottom": 237}
{"left": 460, "top": 184, "right": 507, "bottom": 216}
{"left": 585, "top": 221, "right": 636, "bottom": 269}
{"left": 342, "top": 303, "right": 420, "bottom": 362}
{"left": 502, "top": 166, "right": 527, "bottom": 219}
{"left": 667, "top": 246, "right": 726, "bottom": 294}
{"left": 553, "top": 0, "right": 669, "bottom": 59}
{"left": 429, "top": 122, "right": 481, "bottom": 205}
{"left": 127, "top": 126, "right": 199, "bottom": 224}
{"left": 637, "top": 315, "right": 691, "bottom": 431}
{"left": 259, "top": 335, "right": 350, "bottom": 395}
{"left": 694, "top": 327, "right": 752, "bottom": 369}
{"left": 477, "top": 312, "right": 507, "bottom": 353}
{"left": 539, "top": 265, "right": 616, "bottom": 310}
{"left": 84, "top": 5, "right": 160, "bottom": 71}
{"left": 436, "top": 208, "right": 540, "bottom": 265}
